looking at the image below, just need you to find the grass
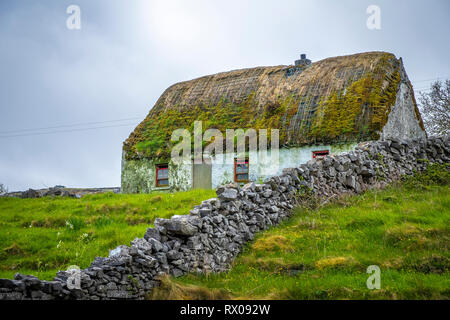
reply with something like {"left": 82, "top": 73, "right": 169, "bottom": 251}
{"left": 147, "top": 275, "right": 233, "bottom": 300}
{"left": 154, "top": 166, "right": 450, "bottom": 300}
{"left": 1, "top": 165, "right": 448, "bottom": 299}
{"left": 0, "top": 189, "right": 216, "bottom": 280}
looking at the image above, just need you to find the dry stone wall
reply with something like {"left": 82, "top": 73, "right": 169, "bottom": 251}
{"left": 0, "top": 137, "right": 448, "bottom": 300}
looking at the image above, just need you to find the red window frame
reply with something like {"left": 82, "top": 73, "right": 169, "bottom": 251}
{"left": 234, "top": 158, "right": 249, "bottom": 183}
{"left": 155, "top": 164, "right": 169, "bottom": 187}
{"left": 312, "top": 150, "right": 329, "bottom": 159}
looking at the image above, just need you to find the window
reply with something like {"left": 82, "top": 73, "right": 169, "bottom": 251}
{"left": 234, "top": 158, "right": 249, "bottom": 183}
{"left": 312, "top": 150, "right": 329, "bottom": 159}
{"left": 156, "top": 164, "right": 169, "bottom": 187}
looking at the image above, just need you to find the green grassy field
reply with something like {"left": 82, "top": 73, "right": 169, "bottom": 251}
{"left": 153, "top": 168, "right": 450, "bottom": 300}
{"left": 0, "top": 189, "right": 216, "bottom": 280}
{"left": 1, "top": 166, "right": 449, "bottom": 300}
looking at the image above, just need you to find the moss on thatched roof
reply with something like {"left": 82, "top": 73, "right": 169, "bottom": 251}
{"left": 123, "top": 51, "right": 421, "bottom": 161}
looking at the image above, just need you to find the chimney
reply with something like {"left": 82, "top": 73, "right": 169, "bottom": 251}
{"left": 295, "top": 53, "right": 311, "bottom": 67}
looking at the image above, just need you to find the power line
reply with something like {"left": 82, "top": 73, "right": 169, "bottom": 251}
{"left": 414, "top": 85, "right": 435, "bottom": 90}
{"left": 0, "top": 123, "right": 138, "bottom": 139}
{"left": 0, "top": 116, "right": 143, "bottom": 135}
{"left": 411, "top": 76, "right": 449, "bottom": 84}
{"left": 414, "top": 86, "right": 432, "bottom": 90}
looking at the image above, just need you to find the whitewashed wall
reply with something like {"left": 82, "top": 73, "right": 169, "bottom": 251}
{"left": 210, "top": 143, "right": 357, "bottom": 188}
{"left": 122, "top": 143, "right": 357, "bottom": 193}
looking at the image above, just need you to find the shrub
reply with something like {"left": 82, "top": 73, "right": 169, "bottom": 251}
{"left": 0, "top": 183, "right": 7, "bottom": 196}
{"left": 402, "top": 162, "right": 450, "bottom": 188}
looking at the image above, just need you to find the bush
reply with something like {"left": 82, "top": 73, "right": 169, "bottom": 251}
{"left": 403, "top": 162, "right": 450, "bottom": 188}
{"left": 0, "top": 183, "right": 7, "bottom": 195}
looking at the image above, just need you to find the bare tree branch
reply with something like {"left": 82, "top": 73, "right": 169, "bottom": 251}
{"left": 418, "top": 79, "right": 450, "bottom": 136}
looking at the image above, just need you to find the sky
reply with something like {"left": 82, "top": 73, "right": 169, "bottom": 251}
{"left": 0, "top": 0, "right": 449, "bottom": 191}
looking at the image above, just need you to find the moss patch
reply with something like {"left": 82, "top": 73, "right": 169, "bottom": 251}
{"left": 124, "top": 52, "right": 408, "bottom": 161}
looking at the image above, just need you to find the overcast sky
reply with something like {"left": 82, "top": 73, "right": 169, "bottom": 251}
{"left": 0, "top": 0, "right": 449, "bottom": 191}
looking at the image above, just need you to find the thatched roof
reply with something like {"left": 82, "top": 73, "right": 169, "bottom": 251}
{"left": 124, "top": 51, "right": 423, "bottom": 160}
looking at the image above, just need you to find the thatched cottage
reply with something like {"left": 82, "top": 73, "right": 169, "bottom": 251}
{"left": 121, "top": 51, "right": 426, "bottom": 193}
